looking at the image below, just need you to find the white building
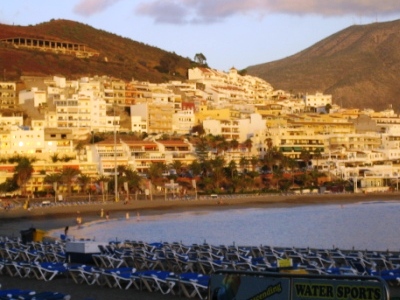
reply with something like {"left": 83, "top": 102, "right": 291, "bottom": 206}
{"left": 304, "top": 92, "right": 332, "bottom": 111}
{"left": 19, "top": 87, "right": 47, "bottom": 107}
{"left": 130, "top": 103, "right": 149, "bottom": 133}
{"left": 203, "top": 113, "right": 265, "bottom": 142}
{"left": 172, "top": 109, "right": 195, "bottom": 134}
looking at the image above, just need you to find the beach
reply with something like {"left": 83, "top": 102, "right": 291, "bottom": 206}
{"left": 1, "top": 192, "right": 400, "bottom": 299}
{"left": 2, "top": 192, "right": 400, "bottom": 237}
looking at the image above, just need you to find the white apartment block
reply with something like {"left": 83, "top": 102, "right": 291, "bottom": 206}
{"left": 172, "top": 109, "right": 195, "bottom": 134}
{"left": 303, "top": 92, "right": 332, "bottom": 110}
{"left": 203, "top": 113, "right": 265, "bottom": 142}
{"left": 188, "top": 67, "right": 273, "bottom": 106}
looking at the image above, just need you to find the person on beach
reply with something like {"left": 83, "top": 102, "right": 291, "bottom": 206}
{"left": 64, "top": 226, "right": 69, "bottom": 236}
{"left": 76, "top": 211, "right": 82, "bottom": 228}
{"left": 106, "top": 211, "right": 109, "bottom": 220}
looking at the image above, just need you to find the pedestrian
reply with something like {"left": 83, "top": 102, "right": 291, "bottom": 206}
{"left": 106, "top": 211, "right": 109, "bottom": 220}
{"left": 64, "top": 226, "right": 69, "bottom": 236}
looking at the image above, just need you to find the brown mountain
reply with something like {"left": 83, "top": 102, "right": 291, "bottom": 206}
{"left": 0, "top": 19, "right": 194, "bottom": 83}
{"left": 247, "top": 19, "right": 400, "bottom": 112}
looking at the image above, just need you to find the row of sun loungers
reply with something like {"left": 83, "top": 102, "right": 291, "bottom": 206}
{"left": 0, "top": 284, "right": 70, "bottom": 300}
{"left": 2, "top": 236, "right": 400, "bottom": 299}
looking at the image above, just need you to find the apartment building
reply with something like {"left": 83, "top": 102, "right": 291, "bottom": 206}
{"left": 0, "top": 81, "right": 18, "bottom": 109}
{"left": 303, "top": 92, "right": 332, "bottom": 112}
{"left": 172, "top": 109, "right": 195, "bottom": 134}
{"left": 122, "top": 140, "right": 164, "bottom": 173}
{"left": 156, "top": 139, "right": 196, "bottom": 166}
{"left": 203, "top": 113, "right": 265, "bottom": 142}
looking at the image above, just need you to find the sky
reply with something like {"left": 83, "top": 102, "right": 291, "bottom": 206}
{"left": 1, "top": 0, "right": 400, "bottom": 72}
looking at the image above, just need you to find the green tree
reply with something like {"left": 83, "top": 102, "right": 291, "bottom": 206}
{"left": 77, "top": 174, "right": 91, "bottom": 194}
{"left": 300, "top": 149, "right": 312, "bottom": 170}
{"left": 14, "top": 157, "right": 34, "bottom": 195}
{"left": 194, "top": 53, "right": 207, "bottom": 65}
{"left": 243, "top": 138, "right": 253, "bottom": 153}
{"left": 61, "top": 167, "right": 81, "bottom": 196}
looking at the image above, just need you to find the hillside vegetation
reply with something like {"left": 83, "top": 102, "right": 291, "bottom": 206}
{"left": 0, "top": 19, "right": 194, "bottom": 82}
{"left": 247, "top": 19, "right": 400, "bottom": 111}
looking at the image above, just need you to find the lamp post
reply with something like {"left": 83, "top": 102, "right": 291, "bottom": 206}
{"left": 114, "top": 104, "right": 118, "bottom": 202}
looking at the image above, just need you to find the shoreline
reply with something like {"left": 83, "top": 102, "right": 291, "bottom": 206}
{"left": 1, "top": 192, "right": 399, "bottom": 238}
{"left": 2, "top": 192, "right": 400, "bottom": 300}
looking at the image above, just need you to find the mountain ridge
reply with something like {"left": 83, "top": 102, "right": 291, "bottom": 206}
{"left": 247, "top": 19, "right": 400, "bottom": 111}
{"left": 0, "top": 19, "right": 194, "bottom": 83}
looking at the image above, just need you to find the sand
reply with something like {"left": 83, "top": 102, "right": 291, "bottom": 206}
{"left": 1, "top": 191, "right": 400, "bottom": 237}
{"left": 1, "top": 192, "right": 399, "bottom": 299}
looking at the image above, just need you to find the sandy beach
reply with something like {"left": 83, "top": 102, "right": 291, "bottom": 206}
{"left": 1, "top": 192, "right": 400, "bottom": 299}
{"left": 1, "top": 191, "right": 400, "bottom": 237}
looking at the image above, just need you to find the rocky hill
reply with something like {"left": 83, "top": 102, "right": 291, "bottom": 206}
{"left": 0, "top": 19, "right": 194, "bottom": 83}
{"left": 247, "top": 19, "right": 400, "bottom": 111}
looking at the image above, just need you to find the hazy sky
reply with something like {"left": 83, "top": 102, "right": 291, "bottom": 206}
{"left": 1, "top": 0, "right": 400, "bottom": 71}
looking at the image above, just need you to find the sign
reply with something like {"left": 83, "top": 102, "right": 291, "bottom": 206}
{"left": 209, "top": 274, "right": 290, "bottom": 300}
{"left": 292, "top": 279, "right": 385, "bottom": 300}
{"left": 278, "top": 259, "right": 293, "bottom": 268}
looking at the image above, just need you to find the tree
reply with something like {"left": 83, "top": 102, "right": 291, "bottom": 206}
{"left": 312, "top": 148, "right": 323, "bottom": 170}
{"left": 249, "top": 156, "right": 260, "bottom": 172}
{"left": 77, "top": 174, "right": 91, "bottom": 194}
{"left": 50, "top": 153, "right": 60, "bottom": 163}
{"left": 243, "top": 138, "right": 253, "bottom": 154}
{"left": 61, "top": 167, "right": 81, "bottom": 196}
{"left": 300, "top": 149, "right": 312, "bottom": 170}
{"left": 148, "top": 162, "right": 167, "bottom": 188}
{"left": 74, "top": 141, "right": 86, "bottom": 162}
{"left": 194, "top": 53, "right": 207, "bottom": 65}
{"left": 191, "top": 124, "right": 205, "bottom": 136}
{"left": 14, "top": 157, "right": 34, "bottom": 195}
{"left": 44, "top": 173, "right": 62, "bottom": 193}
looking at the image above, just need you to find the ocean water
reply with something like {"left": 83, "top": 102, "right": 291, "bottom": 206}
{"left": 52, "top": 200, "right": 400, "bottom": 251}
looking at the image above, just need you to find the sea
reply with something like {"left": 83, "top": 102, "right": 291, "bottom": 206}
{"left": 50, "top": 200, "right": 400, "bottom": 251}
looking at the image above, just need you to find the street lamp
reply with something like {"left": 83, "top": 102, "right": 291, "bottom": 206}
{"left": 114, "top": 104, "right": 118, "bottom": 202}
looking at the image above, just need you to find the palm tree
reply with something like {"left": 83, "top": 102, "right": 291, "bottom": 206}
{"left": 13, "top": 157, "right": 34, "bottom": 195}
{"left": 74, "top": 141, "right": 86, "bottom": 162}
{"left": 61, "top": 167, "right": 81, "bottom": 196}
{"left": 77, "top": 174, "right": 91, "bottom": 194}
{"left": 300, "top": 149, "right": 312, "bottom": 170}
{"left": 123, "top": 168, "right": 143, "bottom": 200}
{"left": 170, "top": 160, "right": 184, "bottom": 176}
{"left": 188, "top": 160, "right": 202, "bottom": 177}
{"left": 96, "top": 175, "right": 110, "bottom": 201}
{"left": 312, "top": 148, "right": 323, "bottom": 171}
{"left": 229, "top": 139, "right": 239, "bottom": 151}
{"left": 148, "top": 162, "right": 167, "bottom": 190}
{"left": 44, "top": 173, "right": 62, "bottom": 192}
{"left": 239, "top": 156, "right": 248, "bottom": 173}
{"left": 50, "top": 153, "right": 60, "bottom": 163}
{"left": 243, "top": 138, "right": 253, "bottom": 154}
{"left": 249, "top": 156, "right": 260, "bottom": 172}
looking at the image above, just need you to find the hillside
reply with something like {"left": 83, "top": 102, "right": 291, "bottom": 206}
{"left": 0, "top": 19, "right": 194, "bottom": 82}
{"left": 247, "top": 19, "right": 400, "bottom": 111}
